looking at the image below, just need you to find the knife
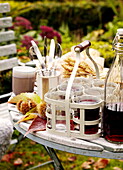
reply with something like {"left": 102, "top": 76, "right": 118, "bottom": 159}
{"left": 55, "top": 43, "right": 62, "bottom": 58}
{"left": 43, "top": 36, "right": 47, "bottom": 68}
{"left": 48, "top": 39, "right": 55, "bottom": 69}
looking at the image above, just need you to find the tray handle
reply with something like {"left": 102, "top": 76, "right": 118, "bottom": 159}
{"left": 65, "top": 40, "right": 91, "bottom": 136}
{"left": 86, "top": 48, "right": 100, "bottom": 79}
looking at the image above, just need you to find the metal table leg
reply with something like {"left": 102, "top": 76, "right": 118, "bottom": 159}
{"left": 44, "top": 146, "right": 64, "bottom": 170}
{"left": 27, "top": 160, "right": 54, "bottom": 170}
{"left": 10, "top": 134, "right": 24, "bottom": 152}
{"left": 27, "top": 145, "right": 64, "bottom": 170}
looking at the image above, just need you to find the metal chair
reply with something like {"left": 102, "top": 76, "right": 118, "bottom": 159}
{"left": 0, "top": 2, "right": 18, "bottom": 159}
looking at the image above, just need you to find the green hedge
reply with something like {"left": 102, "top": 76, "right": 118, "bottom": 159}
{"left": 8, "top": 1, "right": 114, "bottom": 34}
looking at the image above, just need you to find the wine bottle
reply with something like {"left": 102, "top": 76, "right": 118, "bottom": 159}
{"left": 102, "top": 28, "right": 123, "bottom": 143}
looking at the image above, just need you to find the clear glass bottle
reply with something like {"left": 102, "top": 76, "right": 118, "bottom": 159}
{"left": 102, "top": 28, "right": 123, "bottom": 143}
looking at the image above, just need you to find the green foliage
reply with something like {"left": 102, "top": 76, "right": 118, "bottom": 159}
{"left": 106, "top": 0, "right": 123, "bottom": 19}
{"left": 2, "top": 0, "right": 115, "bottom": 34}
{"left": 91, "top": 41, "right": 114, "bottom": 68}
{"left": 0, "top": 70, "right": 12, "bottom": 95}
{"left": 0, "top": 0, "right": 117, "bottom": 96}
{"left": 101, "top": 17, "right": 123, "bottom": 41}
{"left": 100, "top": 0, "right": 123, "bottom": 41}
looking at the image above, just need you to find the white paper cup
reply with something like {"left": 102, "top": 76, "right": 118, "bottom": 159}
{"left": 12, "top": 66, "right": 36, "bottom": 95}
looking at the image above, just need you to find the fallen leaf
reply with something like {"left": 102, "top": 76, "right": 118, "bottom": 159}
{"left": 93, "top": 158, "right": 109, "bottom": 169}
{"left": 119, "top": 159, "right": 123, "bottom": 162}
{"left": 32, "top": 151, "right": 38, "bottom": 155}
{"left": 24, "top": 163, "right": 29, "bottom": 167}
{"left": 93, "top": 167, "right": 98, "bottom": 170}
{"left": 87, "top": 157, "right": 95, "bottom": 165}
{"left": 67, "top": 156, "right": 76, "bottom": 162}
{"left": 1, "top": 152, "right": 15, "bottom": 162}
{"left": 30, "top": 140, "right": 36, "bottom": 145}
{"left": 14, "top": 158, "right": 23, "bottom": 166}
{"left": 18, "top": 152, "right": 26, "bottom": 156}
{"left": 81, "top": 157, "right": 95, "bottom": 169}
{"left": 29, "top": 161, "right": 35, "bottom": 165}
{"left": 81, "top": 161, "right": 91, "bottom": 169}
{"left": 24, "top": 116, "right": 47, "bottom": 136}
{"left": 41, "top": 153, "right": 45, "bottom": 157}
{"left": 113, "top": 167, "right": 122, "bottom": 170}
{"left": 24, "top": 161, "right": 35, "bottom": 167}
{"left": 70, "top": 164, "right": 76, "bottom": 169}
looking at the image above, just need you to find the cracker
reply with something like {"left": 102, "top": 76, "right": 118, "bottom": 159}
{"left": 62, "top": 56, "right": 96, "bottom": 77}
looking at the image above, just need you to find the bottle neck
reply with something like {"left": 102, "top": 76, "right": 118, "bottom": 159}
{"left": 114, "top": 43, "right": 123, "bottom": 53}
{"left": 113, "top": 33, "right": 123, "bottom": 50}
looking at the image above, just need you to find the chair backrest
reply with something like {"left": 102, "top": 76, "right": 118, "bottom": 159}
{"left": 0, "top": 3, "right": 18, "bottom": 102}
{"left": 0, "top": 3, "right": 18, "bottom": 72}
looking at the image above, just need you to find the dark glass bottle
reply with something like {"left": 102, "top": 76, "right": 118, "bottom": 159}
{"left": 102, "top": 28, "right": 123, "bottom": 143}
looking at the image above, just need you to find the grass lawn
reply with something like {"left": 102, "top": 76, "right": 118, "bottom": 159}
{"left": 0, "top": 131, "right": 123, "bottom": 170}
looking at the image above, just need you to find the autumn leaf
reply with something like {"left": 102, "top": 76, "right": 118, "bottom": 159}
{"left": 24, "top": 116, "right": 47, "bottom": 136}
{"left": 70, "top": 164, "right": 76, "bottom": 169}
{"left": 24, "top": 163, "right": 30, "bottom": 167}
{"left": 93, "top": 158, "right": 109, "bottom": 169}
{"left": 32, "top": 151, "right": 38, "bottom": 155}
{"left": 81, "top": 157, "right": 95, "bottom": 169}
{"left": 113, "top": 167, "right": 122, "bottom": 170}
{"left": 24, "top": 161, "right": 34, "bottom": 167}
{"left": 1, "top": 152, "right": 15, "bottom": 162}
{"left": 30, "top": 140, "right": 36, "bottom": 145}
{"left": 41, "top": 153, "right": 45, "bottom": 157}
{"left": 81, "top": 161, "right": 91, "bottom": 169}
{"left": 87, "top": 157, "right": 95, "bottom": 165}
{"left": 16, "top": 113, "right": 38, "bottom": 124}
{"left": 67, "top": 156, "right": 76, "bottom": 162}
{"left": 119, "top": 159, "right": 123, "bottom": 162}
{"left": 29, "top": 161, "right": 35, "bottom": 165}
{"left": 14, "top": 158, "right": 23, "bottom": 166}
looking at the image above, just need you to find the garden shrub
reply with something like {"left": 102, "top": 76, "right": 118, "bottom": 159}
{"left": 91, "top": 41, "right": 114, "bottom": 68}
{"left": 8, "top": 1, "right": 115, "bottom": 35}
{"left": 0, "top": 0, "right": 117, "bottom": 95}
{"left": 0, "top": 70, "right": 12, "bottom": 95}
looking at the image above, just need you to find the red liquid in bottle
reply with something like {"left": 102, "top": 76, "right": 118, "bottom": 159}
{"left": 102, "top": 103, "right": 123, "bottom": 143}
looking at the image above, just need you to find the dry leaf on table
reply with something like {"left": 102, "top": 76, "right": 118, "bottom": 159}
{"left": 24, "top": 116, "right": 47, "bottom": 136}
{"left": 16, "top": 113, "right": 38, "bottom": 124}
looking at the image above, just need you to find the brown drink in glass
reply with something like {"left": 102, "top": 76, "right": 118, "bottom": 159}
{"left": 12, "top": 66, "right": 36, "bottom": 95}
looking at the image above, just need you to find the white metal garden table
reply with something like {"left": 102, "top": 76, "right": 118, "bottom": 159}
{"left": 9, "top": 106, "right": 123, "bottom": 170}
{"left": 8, "top": 40, "right": 123, "bottom": 169}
